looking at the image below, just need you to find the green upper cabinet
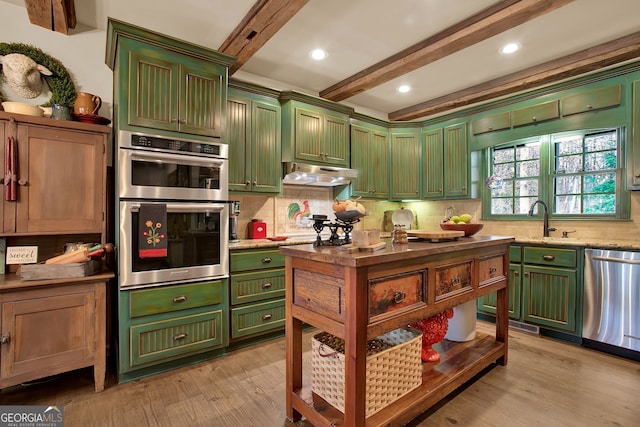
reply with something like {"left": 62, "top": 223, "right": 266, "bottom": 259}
{"left": 421, "top": 122, "right": 468, "bottom": 199}
{"left": 350, "top": 119, "right": 389, "bottom": 199}
{"left": 390, "top": 128, "right": 421, "bottom": 200}
{"left": 227, "top": 85, "right": 281, "bottom": 193}
{"left": 629, "top": 80, "right": 640, "bottom": 189}
{"left": 280, "top": 92, "right": 354, "bottom": 167}
{"left": 106, "top": 18, "right": 235, "bottom": 139}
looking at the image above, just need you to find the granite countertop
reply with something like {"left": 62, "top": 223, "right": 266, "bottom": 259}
{"left": 278, "top": 235, "right": 514, "bottom": 268}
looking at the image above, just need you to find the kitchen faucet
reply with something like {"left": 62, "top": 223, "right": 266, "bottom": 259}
{"left": 528, "top": 199, "right": 556, "bottom": 237}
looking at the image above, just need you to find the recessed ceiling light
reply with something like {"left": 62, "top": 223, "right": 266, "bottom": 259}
{"left": 398, "top": 85, "right": 411, "bottom": 93}
{"left": 501, "top": 43, "right": 520, "bottom": 54}
{"left": 310, "top": 49, "right": 327, "bottom": 60}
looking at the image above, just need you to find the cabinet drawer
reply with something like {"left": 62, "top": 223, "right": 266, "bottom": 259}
{"left": 231, "top": 268, "right": 285, "bottom": 305}
{"left": 523, "top": 247, "right": 577, "bottom": 268}
{"left": 130, "top": 280, "right": 223, "bottom": 318}
{"left": 231, "top": 249, "right": 285, "bottom": 272}
{"left": 130, "top": 309, "right": 225, "bottom": 367}
{"left": 231, "top": 299, "right": 285, "bottom": 338}
{"left": 435, "top": 260, "right": 473, "bottom": 301}
{"left": 561, "top": 84, "right": 621, "bottom": 116}
{"left": 512, "top": 100, "right": 559, "bottom": 127}
{"left": 479, "top": 253, "right": 506, "bottom": 286}
{"left": 510, "top": 245, "right": 522, "bottom": 263}
{"left": 471, "top": 111, "right": 510, "bottom": 135}
{"left": 369, "top": 270, "right": 426, "bottom": 322}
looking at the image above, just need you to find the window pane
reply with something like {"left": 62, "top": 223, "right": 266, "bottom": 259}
{"left": 515, "top": 179, "right": 537, "bottom": 197}
{"left": 492, "top": 198, "right": 513, "bottom": 214}
{"left": 584, "top": 194, "right": 615, "bottom": 214}
{"left": 494, "top": 163, "right": 514, "bottom": 178}
{"left": 584, "top": 172, "right": 616, "bottom": 193}
{"left": 515, "top": 197, "right": 538, "bottom": 214}
{"left": 517, "top": 160, "right": 539, "bottom": 177}
{"left": 557, "top": 154, "right": 582, "bottom": 173}
{"left": 585, "top": 132, "right": 617, "bottom": 152}
{"left": 555, "top": 175, "right": 581, "bottom": 195}
{"left": 555, "top": 195, "right": 581, "bottom": 214}
{"left": 516, "top": 144, "right": 540, "bottom": 161}
{"left": 556, "top": 137, "right": 582, "bottom": 155}
{"left": 493, "top": 147, "right": 514, "bottom": 163}
{"left": 584, "top": 151, "right": 616, "bottom": 171}
{"left": 492, "top": 180, "right": 513, "bottom": 197}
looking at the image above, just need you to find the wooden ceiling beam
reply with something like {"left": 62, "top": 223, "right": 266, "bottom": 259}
{"left": 389, "top": 31, "right": 640, "bottom": 121}
{"left": 219, "top": 0, "right": 309, "bottom": 74}
{"left": 319, "top": 0, "right": 575, "bottom": 102}
{"left": 24, "top": 0, "right": 75, "bottom": 34}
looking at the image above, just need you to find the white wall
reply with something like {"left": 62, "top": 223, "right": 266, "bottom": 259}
{"left": 0, "top": 3, "right": 113, "bottom": 117}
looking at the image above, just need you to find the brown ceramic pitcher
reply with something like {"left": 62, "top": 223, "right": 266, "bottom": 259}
{"left": 74, "top": 92, "right": 102, "bottom": 115}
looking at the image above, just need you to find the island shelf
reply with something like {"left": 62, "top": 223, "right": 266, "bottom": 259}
{"left": 281, "top": 236, "right": 513, "bottom": 426}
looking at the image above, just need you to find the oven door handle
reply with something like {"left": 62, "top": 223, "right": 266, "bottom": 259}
{"left": 126, "top": 149, "right": 225, "bottom": 168}
{"left": 129, "top": 202, "right": 227, "bottom": 213}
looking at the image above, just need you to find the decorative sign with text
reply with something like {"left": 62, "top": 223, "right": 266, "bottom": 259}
{"left": 6, "top": 246, "right": 38, "bottom": 264}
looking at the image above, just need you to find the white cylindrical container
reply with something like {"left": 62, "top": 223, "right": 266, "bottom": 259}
{"left": 445, "top": 299, "right": 477, "bottom": 342}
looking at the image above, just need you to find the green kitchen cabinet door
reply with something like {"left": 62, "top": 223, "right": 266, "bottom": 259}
{"left": 443, "top": 123, "right": 468, "bottom": 197}
{"left": 125, "top": 40, "right": 226, "bottom": 138}
{"left": 477, "top": 263, "right": 521, "bottom": 320}
{"left": 293, "top": 107, "right": 349, "bottom": 167}
{"left": 323, "top": 113, "right": 350, "bottom": 166}
{"left": 227, "top": 90, "right": 281, "bottom": 193}
{"left": 390, "top": 129, "right": 421, "bottom": 200}
{"left": 422, "top": 128, "right": 444, "bottom": 198}
{"left": 629, "top": 80, "right": 640, "bottom": 189}
{"left": 522, "top": 265, "right": 577, "bottom": 333}
{"left": 351, "top": 123, "right": 389, "bottom": 199}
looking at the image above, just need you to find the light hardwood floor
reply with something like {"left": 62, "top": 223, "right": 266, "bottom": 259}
{"left": 1, "top": 322, "right": 638, "bottom": 426}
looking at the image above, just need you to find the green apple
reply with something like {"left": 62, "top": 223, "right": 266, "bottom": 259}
{"left": 460, "top": 214, "right": 472, "bottom": 223}
{"left": 450, "top": 215, "right": 461, "bottom": 224}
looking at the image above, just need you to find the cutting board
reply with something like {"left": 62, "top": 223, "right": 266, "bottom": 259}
{"left": 407, "top": 230, "right": 464, "bottom": 242}
{"left": 341, "top": 241, "right": 387, "bottom": 253}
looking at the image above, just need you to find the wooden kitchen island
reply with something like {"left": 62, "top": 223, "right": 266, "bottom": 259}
{"left": 281, "top": 235, "right": 514, "bottom": 426}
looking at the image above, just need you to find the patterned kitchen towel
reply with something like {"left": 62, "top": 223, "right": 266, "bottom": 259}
{"left": 139, "top": 203, "right": 167, "bottom": 258}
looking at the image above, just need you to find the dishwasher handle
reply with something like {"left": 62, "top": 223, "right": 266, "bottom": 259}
{"left": 592, "top": 255, "right": 640, "bottom": 265}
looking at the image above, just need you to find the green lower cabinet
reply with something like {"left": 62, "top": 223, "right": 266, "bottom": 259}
{"left": 118, "top": 279, "right": 229, "bottom": 381}
{"left": 477, "top": 262, "right": 521, "bottom": 319}
{"left": 522, "top": 265, "right": 577, "bottom": 333}
{"left": 231, "top": 299, "right": 286, "bottom": 338}
{"left": 230, "top": 248, "right": 286, "bottom": 342}
{"left": 130, "top": 309, "right": 225, "bottom": 367}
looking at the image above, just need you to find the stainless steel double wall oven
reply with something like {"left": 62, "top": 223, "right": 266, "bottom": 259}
{"left": 118, "top": 130, "right": 229, "bottom": 289}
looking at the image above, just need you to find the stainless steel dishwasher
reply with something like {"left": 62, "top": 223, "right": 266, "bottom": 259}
{"left": 583, "top": 248, "right": 640, "bottom": 361}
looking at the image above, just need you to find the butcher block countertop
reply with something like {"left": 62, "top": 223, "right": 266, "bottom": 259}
{"left": 279, "top": 235, "right": 515, "bottom": 267}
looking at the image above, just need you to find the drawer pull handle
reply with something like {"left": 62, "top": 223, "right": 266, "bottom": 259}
{"left": 452, "top": 276, "right": 461, "bottom": 285}
{"left": 262, "top": 314, "right": 273, "bottom": 321}
{"left": 0, "top": 334, "right": 10, "bottom": 344}
{"left": 261, "top": 257, "right": 272, "bottom": 264}
{"left": 542, "top": 255, "right": 556, "bottom": 261}
{"left": 173, "top": 333, "right": 188, "bottom": 341}
{"left": 489, "top": 266, "right": 497, "bottom": 276}
{"left": 393, "top": 291, "right": 406, "bottom": 304}
{"left": 172, "top": 295, "right": 187, "bottom": 303}
{"left": 262, "top": 282, "right": 272, "bottom": 289}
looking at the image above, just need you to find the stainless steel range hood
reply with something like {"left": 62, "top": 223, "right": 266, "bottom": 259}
{"left": 283, "top": 162, "right": 358, "bottom": 186}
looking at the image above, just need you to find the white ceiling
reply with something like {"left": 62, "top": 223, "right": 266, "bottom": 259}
{"left": 4, "top": 0, "right": 640, "bottom": 120}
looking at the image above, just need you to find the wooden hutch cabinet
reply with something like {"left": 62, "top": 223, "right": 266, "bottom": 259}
{"left": 0, "top": 111, "right": 113, "bottom": 392}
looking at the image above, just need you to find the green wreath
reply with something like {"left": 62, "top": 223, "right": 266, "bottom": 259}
{"left": 0, "top": 42, "right": 76, "bottom": 107}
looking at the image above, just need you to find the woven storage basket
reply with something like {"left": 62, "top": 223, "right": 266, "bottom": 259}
{"left": 311, "top": 326, "right": 422, "bottom": 417}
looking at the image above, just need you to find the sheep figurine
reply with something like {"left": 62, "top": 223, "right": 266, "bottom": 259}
{"left": 0, "top": 53, "right": 53, "bottom": 99}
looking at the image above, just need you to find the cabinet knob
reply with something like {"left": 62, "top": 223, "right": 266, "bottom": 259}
{"left": 514, "top": 271, "right": 519, "bottom": 276}
{"left": 531, "top": 116, "right": 537, "bottom": 122}
{"left": 18, "top": 179, "right": 27, "bottom": 186}
{"left": 253, "top": 181, "right": 257, "bottom": 186}
{"left": 261, "top": 257, "right": 272, "bottom": 264}
{"left": 393, "top": 291, "right": 406, "bottom": 304}
{"left": 489, "top": 266, "right": 497, "bottom": 276}
{"left": 245, "top": 181, "right": 251, "bottom": 186}
{"left": 173, "top": 333, "right": 188, "bottom": 341}
{"left": 586, "top": 104, "right": 592, "bottom": 109}
{"left": 262, "top": 282, "right": 272, "bottom": 289}
{"left": 0, "top": 334, "right": 10, "bottom": 344}
{"left": 635, "top": 173, "right": 640, "bottom": 178}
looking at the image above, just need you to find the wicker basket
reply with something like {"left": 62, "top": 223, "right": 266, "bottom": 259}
{"left": 311, "top": 326, "right": 422, "bottom": 417}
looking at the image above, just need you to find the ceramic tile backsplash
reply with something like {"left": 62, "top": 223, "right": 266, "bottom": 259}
{"left": 231, "top": 190, "right": 640, "bottom": 243}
